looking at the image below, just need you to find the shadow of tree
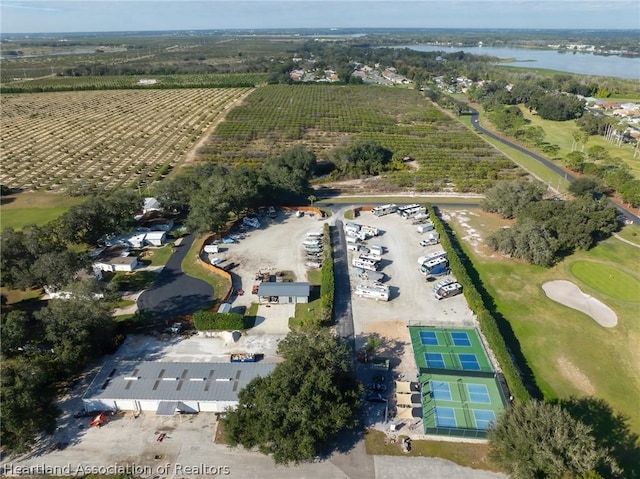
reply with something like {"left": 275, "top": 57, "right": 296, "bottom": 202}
{"left": 557, "top": 396, "right": 640, "bottom": 479}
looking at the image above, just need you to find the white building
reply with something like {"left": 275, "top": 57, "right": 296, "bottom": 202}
{"left": 82, "top": 361, "right": 276, "bottom": 414}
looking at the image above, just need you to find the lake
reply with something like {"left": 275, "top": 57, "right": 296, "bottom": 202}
{"left": 400, "top": 45, "right": 640, "bottom": 80}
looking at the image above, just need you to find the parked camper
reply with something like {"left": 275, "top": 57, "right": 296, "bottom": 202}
{"left": 346, "top": 236, "right": 359, "bottom": 245}
{"left": 344, "top": 222, "right": 361, "bottom": 234}
{"left": 369, "top": 245, "right": 384, "bottom": 256}
{"left": 411, "top": 213, "right": 430, "bottom": 225}
{"left": 417, "top": 222, "right": 435, "bottom": 234}
{"left": 359, "top": 253, "right": 381, "bottom": 262}
{"left": 371, "top": 204, "right": 397, "bottom": 216}
{"left": 360, "top": 224, "right": 380, "bottom": 236}
{"left": 204, "top": 244, "right": 219, "bottom": 254}
{"left": 396, "top": 204, "right": 421, "bottom": 216}
{"left": 420, "top": 257, "right": 449, "bottom": 277}
{"left": 303, "top": 239, "right": 321, "bottom": 247}
{"left": 432, "top": 278, "right": 455, "bottom": 292}
{"left": 306, "top": 231, "right": 323, "bottom": 239}
{"left": 417, "top": 250, "right": 447, "bottom": 266}
{"left": 347, "top": 244, "right": 360, "bottom": 252}
{"left": 353, "top": 257, "right": 379, "bottom": 271}
{"left": 355, "top": 284, "right": 389, "bottom": 301}
{"left": 434, "top": 282, "right": 463, "bottom": 300}
{"left": 402, "top": 206, "right": 427, "bottom": 219}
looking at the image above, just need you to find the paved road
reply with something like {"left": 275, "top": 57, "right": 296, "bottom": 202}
{"left": 332, "top": 220, "right": 355, "bottom": 350}
{"left": 469, "top": 107, "right": 640, "bottom": 226}
{"left": 137, "top": 233, "right": 214, "bottom": 319}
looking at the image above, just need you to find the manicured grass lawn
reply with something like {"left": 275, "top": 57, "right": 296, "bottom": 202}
{"left": 140, "top": 245, "right": 173, "bottom": 267}
{"left": 519, "top": 107, "right": 640, "bottom": 178}
{"left": 1, "top": 192, "right": 86, "bottom": 230}
{"left": 459, "top": 107, "right": 571, "bottom": 191}
{"left": 364, "top": 429, "right": 500, "bottom": 472}
{"left": 181, "top": 234, "right": 231, "bottom": 303}
{"left": 447, "top": 208, "right": 640, "bottom": 433}
{"left": 570, "top": 261, "right": 640, "bottom": 301}
{"left": 109, "top": 270, "right": 159, "bottom": 291}
{"left": 616, "top": 223, "right": 640, "bottom": 244}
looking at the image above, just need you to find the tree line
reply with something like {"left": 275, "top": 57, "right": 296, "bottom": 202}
{"left": 482, "top": 180, "right": 620, "bottom": 266}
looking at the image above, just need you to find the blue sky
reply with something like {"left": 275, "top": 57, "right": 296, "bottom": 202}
{"left": 2, "top": 1, "right": 639, "bottom": 34}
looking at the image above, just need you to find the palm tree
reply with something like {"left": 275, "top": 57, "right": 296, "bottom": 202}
{"left": 307, "top": 194, "right": 317, "bottom": 207}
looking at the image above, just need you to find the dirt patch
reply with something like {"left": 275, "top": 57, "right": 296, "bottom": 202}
{"left": 542, "top": 280, "right": 618, "bottom": 328}
{"left": 556, "top": 356, "right": 596, "bottom": 396}
{"left": 363, "top": 320, "right": 416, "bottom": 378}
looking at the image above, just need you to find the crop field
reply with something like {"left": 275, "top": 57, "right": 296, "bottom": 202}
{"left": 445, "top": 209, "right": 640, "bottom": 433}
{"left": 199, "top": 85, "right": 522, "bottom": 192}
{"left": 0, "top": 73, "right": 267, "bottom": 93}
{"left": 0, "top": 88, "right": 251, "bottom": 193}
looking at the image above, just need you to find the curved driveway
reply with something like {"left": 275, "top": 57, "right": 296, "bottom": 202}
{"left": 137, "top": 234, "right": 214, "bottom": 319}
{"left": 469, "top": 107, "right": 640, "bottom": 225}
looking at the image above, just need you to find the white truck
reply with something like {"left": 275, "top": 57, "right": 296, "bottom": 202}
{"left": 355, "top": 284, "right": 389, "bottom": 301}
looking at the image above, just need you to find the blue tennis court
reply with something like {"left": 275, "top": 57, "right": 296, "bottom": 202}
{"left": 431, "top": 380, "right": 452, "bottom": 400}
{"left": 467, "top": 383, "right": 491, "bottom": 404}
{"left": 458, "top": 353, "right": 480, "bottom": 370}
{"left": 435, "top": 407, "right": 457, "bottom": 427}
{"left": 472, "top": 410, "right": 496, "bottom": 429}
{"left": 425, "top": 352, "right": 445, "bottom": 369}
{"left": 450, "top": 331, "right": 471, "bottom": 346}
{"left": 420, "top": 331, "right": 438, "bottom": 345}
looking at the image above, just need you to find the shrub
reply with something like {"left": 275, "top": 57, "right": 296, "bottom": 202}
{"left": 428, "top": 204, "right": 530, "bottom": 403}
{"left": 192, "top": 311, "right": 245, "bottom": 330}
{"left": 319, "top": 223, "right": 334, "bottom": 325}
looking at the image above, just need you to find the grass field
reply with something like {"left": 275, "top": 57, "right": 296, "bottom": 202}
{"left": 1, "top": 88, "right": 251, "bottom": 193}
{"left": 200, "top": 85, "right": 522, "bottom": 193}
{"left": 364, "top": 429, "right": 499, "bottom": 471}
{"left": 518, "top": 106, "right": 640, "bottom": 178}
{"left": 445, "top": 208, "right": 640, "bottom": 433}
{"left": 181, "top": 234, "right": 231, "bottom": 305}
{"left": 459, "top": 107, "right": 571, "bottom": 192}
{"left": 1, "top": 192, "right": 86, "bottom": 230}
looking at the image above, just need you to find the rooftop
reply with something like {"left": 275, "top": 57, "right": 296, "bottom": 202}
{"left": 84, "top": 361, "right": 276, "bottom": 402}
{"left": 258, "top": 282, "right": 310, "bottom": 297}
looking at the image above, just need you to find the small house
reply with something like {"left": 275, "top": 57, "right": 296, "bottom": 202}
{"left": 93, "top": 245, "right": 139, "bottom": 272}
{"left": 144, "top": 231, "right": 167, "bottom": 247}
{"left": 257, "top": 282, "right": 310, "bottom": 304}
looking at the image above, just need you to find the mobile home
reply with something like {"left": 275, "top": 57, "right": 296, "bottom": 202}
{"left": 417, "top": 250, "right": 447, "bottom": 266}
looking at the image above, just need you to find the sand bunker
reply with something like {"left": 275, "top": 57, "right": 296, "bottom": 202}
{"left": 542, "top": 280, "right": 617, "bottom": 328}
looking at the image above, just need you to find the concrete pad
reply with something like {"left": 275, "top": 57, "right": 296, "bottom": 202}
{"left": 252, "top": 304, "right": 295, "bottom": 334}
{"left": 375, "top": 455, "right": 507, "bottom": 479}
{"left": 542, "top": 280, "right": 618, "bottom": 327}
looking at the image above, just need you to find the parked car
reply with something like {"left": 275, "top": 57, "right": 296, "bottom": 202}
{"left": 222, "top": 236, "right": 236, "bottom": 244}
{"left": 367, "top": 383, "right": 387, "bottom": 392}
{"left": 366, "top": 393, "right": 387, "bottom": 403}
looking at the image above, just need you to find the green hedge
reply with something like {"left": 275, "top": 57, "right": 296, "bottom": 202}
{"left": 320, "top": 223, "right": 335, "bottom": 325}
{"left": 427, "top": 205, "right": 530, "bottom": 403}
{"left": 192, "top": 311, "right": 245, "bottom": 331}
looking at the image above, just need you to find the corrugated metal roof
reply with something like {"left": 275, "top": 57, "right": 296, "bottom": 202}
{"left": 83, "top": 361, "right": 276, "bottom": 403}
{"left": 257, "top": 282, "right": 310, "bottom": 297}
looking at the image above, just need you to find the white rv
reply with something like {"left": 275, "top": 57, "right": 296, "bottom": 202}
{"left": 371, "top": 204, "right": 397, "bottom": 216}
{"left": 368, "top": 244, "right": 384, "bottom": 256}
{"left": 353, "top": 257, "right": 379, "bottom": 271}
{"left": 396, "top": 204, "right": 421, "bottom": 216}
{"left": 434, "top": 282, "right": 463, "bottom": 300}
{"left": 417, "top": 250, "right": 447, "bottom": 266}
{"left": 355, "top": 284, "right": 389, "bottom": 301}
{"left": 402, "top": 206, "right": 426, "bottom": 219}
{"left": 417, "top": 222, "right": 435, "bottom": 233}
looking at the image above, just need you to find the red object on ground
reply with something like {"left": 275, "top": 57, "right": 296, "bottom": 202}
{"left": 89, "top": 412, "right": 108, "bottom": 428}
